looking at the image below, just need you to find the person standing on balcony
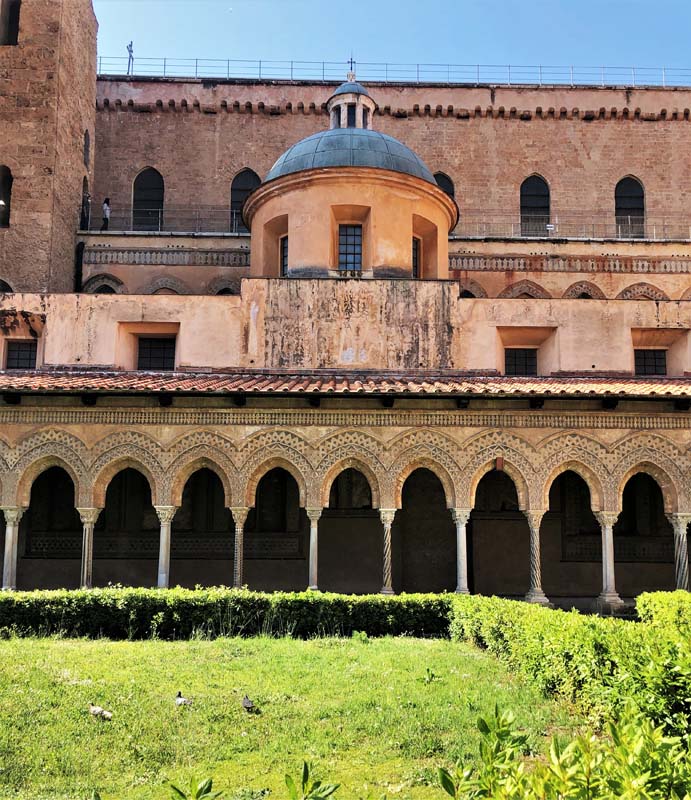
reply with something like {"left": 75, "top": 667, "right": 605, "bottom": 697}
{"left": 100, "top": 198, "right": 111, "bottom": 232}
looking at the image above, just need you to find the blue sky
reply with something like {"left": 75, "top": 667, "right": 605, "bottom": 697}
{"left": 93, "top": 0, "right": 691, "bottom": 78}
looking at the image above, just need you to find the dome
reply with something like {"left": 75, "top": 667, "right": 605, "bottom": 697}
{"left": 330, "top": 80, "right": 370, "bottom": 98}
{"left": 264, "top": 128, "right": 436, "bottom": 184}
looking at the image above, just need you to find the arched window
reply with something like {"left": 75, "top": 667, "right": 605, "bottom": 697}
{"left": 83, "top": 131, "right": 90, "bottom": 169}
{"left": 132, "top": 167, "right": 164, "bottom": 231}
{"left": 80, "top": 177, "right": 90, "bottom": 230}
{"left": 0, "top": 165, "right": 13, "bottom": 228}
{"left": 434, "top": 172, "right": 454, "bottom": 198}
{"left": 615, "top": 177, "right": 645, "bottom": 239}
{"left": 230, "top": 169, "right": 260, "bottom": 233}
{"left": 0, "top": 0, "right": 20, "bottom": 46}
{"left": 93, "top": 284, "right": 116, "bottom": 294}
{"left": 520, "top": 175, "right": 550, "bottom": 236}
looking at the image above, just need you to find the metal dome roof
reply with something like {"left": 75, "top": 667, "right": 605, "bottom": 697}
{"left": 264, "top": 128, "right": 436, "bottom": 184}
{"left": 330, "top": 80, "right": 370, "bottom": 97}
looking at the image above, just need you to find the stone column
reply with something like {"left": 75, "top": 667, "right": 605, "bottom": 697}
{"left": 77, "top": 508, "right": 101, "bottom": 589}
{"left": 379, "top": 509, "right": 397, "bottom": 595}
{"left": 666, "top": 513, "right": 691, "bottom": 591}
{"left": 306, "top": 508, "right": 322, "bottom": 591}
{"left": 1, "top": 507, "right": 25, "bottom": 590}
{"left": 231, "top": 507, "right": 249, "bottom": 589}
{"left": 154, "top": 506, "right": 178, "bottom": 589}
{"left": 451, "top": 508, "right": 471, "bottom": 594}
{"left": 595, "top": 512, "right": 623, "bottom": 610}
{"left": 524, "top": 510, "right": 549, "bottom": 605}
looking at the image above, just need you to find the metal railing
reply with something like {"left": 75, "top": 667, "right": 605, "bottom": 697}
{"left": 84, "top": 207, "right": 691, "bottom": 241}
{"left": 90, "top": 208, "right": 249, "bottom": 234}
{"left": 452, "top": 214, "right": 691, "bottom": 241}
{"left": 96, "top": 58, "right": 691, "bottom": 88}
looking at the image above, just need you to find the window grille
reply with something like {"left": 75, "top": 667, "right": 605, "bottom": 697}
{"left": 338, "top": 224, "right": 362, "bottom": 271}
{"left": 137, "top": 337, "right": 176, "bottom": 371}
{"left": 6, "top": 340, "right": 37, "bottom": 370}
{"left": 280, "top": 236, "right": 289, "bottom": 276}
{"left": 634, "top": 349, "right": 666, "bottom": 376}
{"left": 505, "top": 348, "right": 538, "bottom": 376}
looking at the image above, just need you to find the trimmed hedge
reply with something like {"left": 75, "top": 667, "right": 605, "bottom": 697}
{"left": 450, "top": 594, "right": 691, "bottom": 739}
{"left": 637, "top": 589, "right": 691, "bottom": 633}
{"left": 0, "top": 587, "right": 453, "bottom": 640}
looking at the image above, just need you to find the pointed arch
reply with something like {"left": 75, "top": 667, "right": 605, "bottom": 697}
{"left": 244, "top": 457, "right": 307, "bottom": 508}
{"left": 520, "top": 174, "right": 550, "bottom": 236}
{"left": 542, "top": 460, "right": 604, "bottom": 512}
{"left": 458, "top": 278, "right": 488, "bottom": 299}
{"left": 469, "top": 459, "right": 530, "bottom": 511}
{"left": 320, "top": 458, "right": 382, "bottom": 509}
{"left": 562, "top": 281, "right": 606, "bottom": 300}
{"left": 141, "top": 276, "right": 193, "bottom": 295}
{"left": 82, "top": 273, "right": 126, "bottom": 294}
{"left": 15, "top": 455, "right": 83, "bottom": 509}
{"left": 616, "top": 282, "right": 669, "bottom": 301}
{"left": 394, "top": 458, "right": 456, "bottom": 509}
{"left": 498, "top": 279, "right": 551, "bottom": 299}
{"left": 92, "top": 457, "right": 160, "bottom": 509}
{"left": 170, "top": 456, "right": 234, "bottom": 508}
{"left": 617, "top": 462, "right": 678, "bottom": 514}
{"left": 132, "top": 167, "right": 165, "bottom": 231}
{"left": 231, "top": 168, "right": 261, "bottom": 233}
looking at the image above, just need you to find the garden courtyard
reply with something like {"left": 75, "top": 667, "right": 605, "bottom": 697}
{"left": 0, "top": 635, "right": 582, "bottom": 800}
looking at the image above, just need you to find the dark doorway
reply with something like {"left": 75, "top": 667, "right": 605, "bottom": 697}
{"left": 133, "top": 168, "right": 165, "bottom": 231}
{"left": 520, "top": 175, "right": 550, "bottom": 236}
{"left": 230, "top": 169, "right": 260, "bottom": 233}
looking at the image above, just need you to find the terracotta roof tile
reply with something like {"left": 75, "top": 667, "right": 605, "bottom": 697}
{"left": 0, "top": 369, "right": 689, "bottom": 399}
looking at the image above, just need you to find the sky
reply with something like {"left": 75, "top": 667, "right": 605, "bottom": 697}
{"left": 92, "top": 0, "right": 691, "bottom": 81}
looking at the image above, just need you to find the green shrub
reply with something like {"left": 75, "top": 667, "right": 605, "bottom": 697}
{"left": 439, "top": 704, "right": 691, "bottom": 799}
{"left": 637, "top": 590, "right": 691, "bottom": 634}
{"left": 450, "top": 594, "right": 691, "bottom": 741}
{"left": 0, "top": 587, "right": 452, "bottom": 640}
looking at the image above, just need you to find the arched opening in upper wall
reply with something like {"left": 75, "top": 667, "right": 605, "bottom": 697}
{"left": 132, "top": 167, "right": 165, "bottom": 232}
{"left": 231, "top": 169, "right": 261, "bottom": 234}
{"left": 434, "top": 172, "right": 455, "bottom": 199}
{"left": 0, "top": 0, "right": 21, "bottom": 46}
{"left": 520, "top": 175, "right": 550, "bottom": 237}
{"left": 0, "top": 165, "right": 13, "bottom": 228}
{"left": 615, "top": 176, "right": 645, "bottom": 239}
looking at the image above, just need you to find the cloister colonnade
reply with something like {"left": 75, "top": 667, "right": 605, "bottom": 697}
{"left": 0, "top": 425, "right": 689, "bottom": 608}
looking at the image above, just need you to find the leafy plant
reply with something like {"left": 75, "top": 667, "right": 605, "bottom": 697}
{"left": 285, "top": 762, "right": 340, "bottom": 800}
{"left": 169, "top": 777, "right": 225, "bottom": 800}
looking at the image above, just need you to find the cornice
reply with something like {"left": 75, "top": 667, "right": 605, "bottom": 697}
{"left": 83, "top": 247, "right": 250, "bottom": 267}
{"left": 0, "top": 407, "right": 689, "bottom": 430}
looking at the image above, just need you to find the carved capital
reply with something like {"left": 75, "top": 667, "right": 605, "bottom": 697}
{"left": 379, "top": 508, "right": 397, "bottom": 528}
{"left": 596, "top": 511, "right": 619, "bottom": 530}
{"left": 154, "top": 505, "right": 178, "bottom": 525}
{"left": 230, "top": 506, "right": 249, "bottom": 527}
{"left": 1, "top": 507, "right": 25, "bottom": 526}
{"left": 77, "top": 508, "right": 102, "bottom": 526}
{"left": 305, "top": 507, "right": 322, "bottom": 524}
{"left": 523, "top": 509, "right": 546, "bottom": 532}
{"left": 451, "top": 508, "right": 471, "bottom": 526}
{"left": 667, "top": 513, "right": 691, "bottom": 535}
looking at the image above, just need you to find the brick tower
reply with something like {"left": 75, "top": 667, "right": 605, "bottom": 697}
{"left": 0, "top": 0, "right": 97, "bottom": 292}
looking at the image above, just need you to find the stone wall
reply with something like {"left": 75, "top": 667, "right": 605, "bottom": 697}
{"left": 0, "top": 0, "right": 97, "bottom": 293}
{"left": 94, "top": 79, "right": 691, "bottom": 223}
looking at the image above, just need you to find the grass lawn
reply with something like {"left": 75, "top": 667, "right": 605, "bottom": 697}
{"left": 0, "top": 636, "right": 585, "bottom": 800}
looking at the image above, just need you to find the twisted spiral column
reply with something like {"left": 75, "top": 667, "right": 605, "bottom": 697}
{"left": 667, "top": 513, "right": 691, "bottom": 591}
{"left": 231, "top": 507, "right": 249, "bottom": 589}
{"left": 379, "top": 509, "right": 397, "bottom": 595}
{"left": 523, "top": 510, "right": 549, "bottom": 605}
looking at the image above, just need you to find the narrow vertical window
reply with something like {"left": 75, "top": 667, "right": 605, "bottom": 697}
{"left": 230, "top": 168, "right": 260, "bottom": 233}
{"left": 520, "top": 175, "right": 550, "bottom": 236}
{"left": 280, "top": 235, "right": 289, "bottom": 277}
{"left": 132, "top": 167, "right": 165, "bottom": 231}
{"left": 615, "top": 177, "right": 645, "bottom": 239}
{"left": 83, "top": 131, "right": 90, "bottom": 169}
{"left": 331, "top": 106, "right": 341, "bottom": 128}
{"left": 0, "top": 0, "right": 20, "bottom": 46}
{"left": 347, "top": 104, "right": 356, "bottom": 128}
{"left": 363, "top": 107, "right": 369, "bottom": 129}
{"left": 0, "top": 165, "right": 12, "bottom": 228}
{"left": 412, "top": 237, "right": 420, "bottom": 279}
{"left": 338, "top": 224, "right": 362, "bottom": 272}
